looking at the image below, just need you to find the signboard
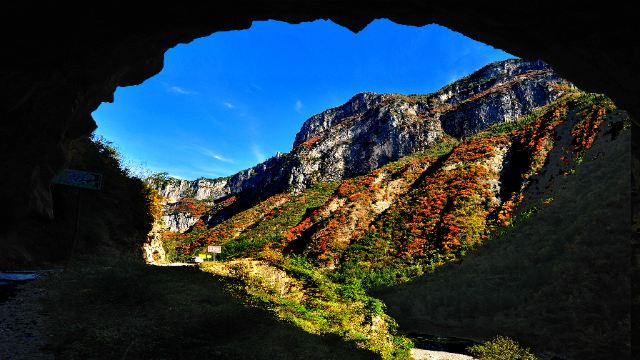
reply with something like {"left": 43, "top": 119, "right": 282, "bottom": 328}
{"left": 207, "top": 245, "right": 222, "bottom": 253}
{"left": 52, "top": 169, "right": 103, "bottom": 190}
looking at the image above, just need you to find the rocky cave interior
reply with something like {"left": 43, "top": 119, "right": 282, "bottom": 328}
{"left": 0, "top": 0, "right": 637, "bottom": 355}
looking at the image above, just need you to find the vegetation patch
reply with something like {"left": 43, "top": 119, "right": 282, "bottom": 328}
{"left": 467, "top": 336, "right": 537, "bottom": 360}
{"left": 202, "top": 257, "right": 413, "bottom": 359}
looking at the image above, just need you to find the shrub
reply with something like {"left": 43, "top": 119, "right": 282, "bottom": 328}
{"left": 467, "top": 336, "right": 537, "bottom": 360}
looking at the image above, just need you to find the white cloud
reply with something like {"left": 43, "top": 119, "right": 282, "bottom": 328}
{"left": 294, "top": 99, "right": 304, "bottom": 113}
{"left": 165, "top": 165, "right": 231, "bottom": 180}
{"left": 223, "top": 102, "right": 235, "bottom": 109}
{"left": 252, "top": 144, "right": 266, "bottom": 163}
{"left": 163, "top": 159, "right": 235, "bottom": 180}
{"left": 195, "top": 147, "right": 234, "bottom": 164}
{"left": 168, "top": 85, "right": 197, "bottom": 95}
{"left": 212, "top": 154, "right": 234, "bottom": 163}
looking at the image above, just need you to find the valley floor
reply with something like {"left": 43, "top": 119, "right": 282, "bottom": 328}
{"left": 0, "top": 263, "right": 483, "bottom": 360}
{"left": 36, "top": 261, "right": 377, "bottom": 359}
{"left": 410, "top": 349, "right": 473, "bottom": 360}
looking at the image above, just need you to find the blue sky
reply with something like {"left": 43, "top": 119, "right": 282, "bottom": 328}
{"left": 93, "top": 19, "right": 513, "bottom": 180}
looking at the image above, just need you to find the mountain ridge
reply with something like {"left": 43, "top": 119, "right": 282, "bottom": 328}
{"left": 149, "top": 58, "right": 570, "bottom": 232}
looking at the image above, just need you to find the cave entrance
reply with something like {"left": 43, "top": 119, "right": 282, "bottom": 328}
{"left": 0, "top": 4, "right": 635, "bottom": 359}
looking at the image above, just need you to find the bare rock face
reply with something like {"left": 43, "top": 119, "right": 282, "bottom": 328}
{"left": 287, "top": 59, "right": 567, "bottom": 191}
{"left": 161, "top": 212, "right": 199, "bottom": 233}
{"left": 152, "top": 58, "right": 570, "bottom": 228}
{"left": 152, "top": 178, "right": 230, "bottom": 203}
{"left": 142, "top": 222, "right": 167, "bottom": 263}
{"left": 287, "top": 92, "right": 445, "bottom": 191}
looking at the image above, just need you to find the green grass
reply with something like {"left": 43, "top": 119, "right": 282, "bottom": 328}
{"left": 220, "top": 181, "right": 339, "bottom": 259}
{"left": 467, "top": 336, "right": 537, "bottom": 360}
{"left": 202, "top": 256, "right": 414, "bottom": 359}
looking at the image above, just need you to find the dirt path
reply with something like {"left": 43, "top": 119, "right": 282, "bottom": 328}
{"left": 411, "top": 348, "right": 475, "bottom": 360}
{"left": 0, "top": 273, "right": 56, "bottom": 359}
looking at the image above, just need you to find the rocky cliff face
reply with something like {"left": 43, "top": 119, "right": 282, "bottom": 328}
{"left": 150, "top": 58, "right": 570, "bottom": 231}
{"left": 153, "top": 178, "right": 230, "bottom": 203}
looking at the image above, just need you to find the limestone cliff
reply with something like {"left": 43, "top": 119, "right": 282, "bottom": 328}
{"left": 150, "top": 58, "right": 570, "bottom": 231}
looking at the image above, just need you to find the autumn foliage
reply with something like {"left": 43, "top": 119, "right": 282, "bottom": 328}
{"left": 161, "top": 91, "right": 617, "bottom": 289}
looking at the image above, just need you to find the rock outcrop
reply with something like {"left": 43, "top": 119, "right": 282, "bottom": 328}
{"left": 161, "top": 212, "right": 199, "bottom": 233}
{"left": 151, "top": 58, "right": 570, "bottom": 230}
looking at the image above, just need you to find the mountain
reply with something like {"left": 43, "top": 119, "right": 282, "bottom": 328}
{"left": 149, "top": 58, "right": 570, "bottom": 232}
{"left": 146, "top": 58, "right": 630, "bottom": 359}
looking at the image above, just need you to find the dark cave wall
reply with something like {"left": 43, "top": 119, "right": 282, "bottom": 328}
{"left": 1, "top": 1, "right": 637, "bottom": 226}
{"left": 0, "top": 2, "right": 637, "bottom": 282}
{"left": 0, "top": 0, "right": 637, "bottom": 354}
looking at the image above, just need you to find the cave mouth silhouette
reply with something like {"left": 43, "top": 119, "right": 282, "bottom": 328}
{"left": 0, "top": 6, "right": 636, "bottom": 355}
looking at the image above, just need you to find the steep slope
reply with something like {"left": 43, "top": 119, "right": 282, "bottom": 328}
{"left": 149, "top": 58, "right": 570, "bottom": 232}
{"left": 157, "top": 84, "right": 628, "bottom": 358}
{"left": 376, "top": 109, "right": 631, "bottom": 360}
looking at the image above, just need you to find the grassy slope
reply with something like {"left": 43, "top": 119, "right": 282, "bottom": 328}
{"left": 375, "top": 110, "right": 631, "bottom": 359}
{"left": 44, "top": 261, "right": 375, "bottom": 360}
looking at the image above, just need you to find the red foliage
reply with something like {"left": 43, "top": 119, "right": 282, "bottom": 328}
{"left": 367, "top": 135, "right": 509, "bottom": 260}
{"left": 301, "top": 135, "right": 322, "bottom": 148}
{"left": 221, "top": 196, "right": 237, "bottom": 207}
{"left": 571, "top": 105, "right": 607, "bottom": 154}
{"left": 514, "top": 103, "right": 568, "bottom": 178}
{"left": 173, "top": 198, "right": 209, "bottom": 218}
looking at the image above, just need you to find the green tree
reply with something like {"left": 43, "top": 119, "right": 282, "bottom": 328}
{"left": 467, "top": 336, "right": 537, "bottom": 360}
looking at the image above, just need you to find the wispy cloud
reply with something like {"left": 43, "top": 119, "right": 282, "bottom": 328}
{"left": 223, "top": 102, "right": 235, "bottom": 109}
{"left": 294, "top": 99, "right": 304, "bottom": 113}
{"left": 165, "top": 165, "right": 232, "bottom": 180}
{"left": 212, "top": 154, "right": 234, "bottom": 163}
{"left": 194, "top": 146, "right": 234, "bottom": 164}
{"left": 252, "top": 144, "right": 266, "bottom": 163}
{"left": 161, "top": 158, "right": 235, "bottom": 180}
{"left": 168, "top": 85, "right": 197, "bottom": 95}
